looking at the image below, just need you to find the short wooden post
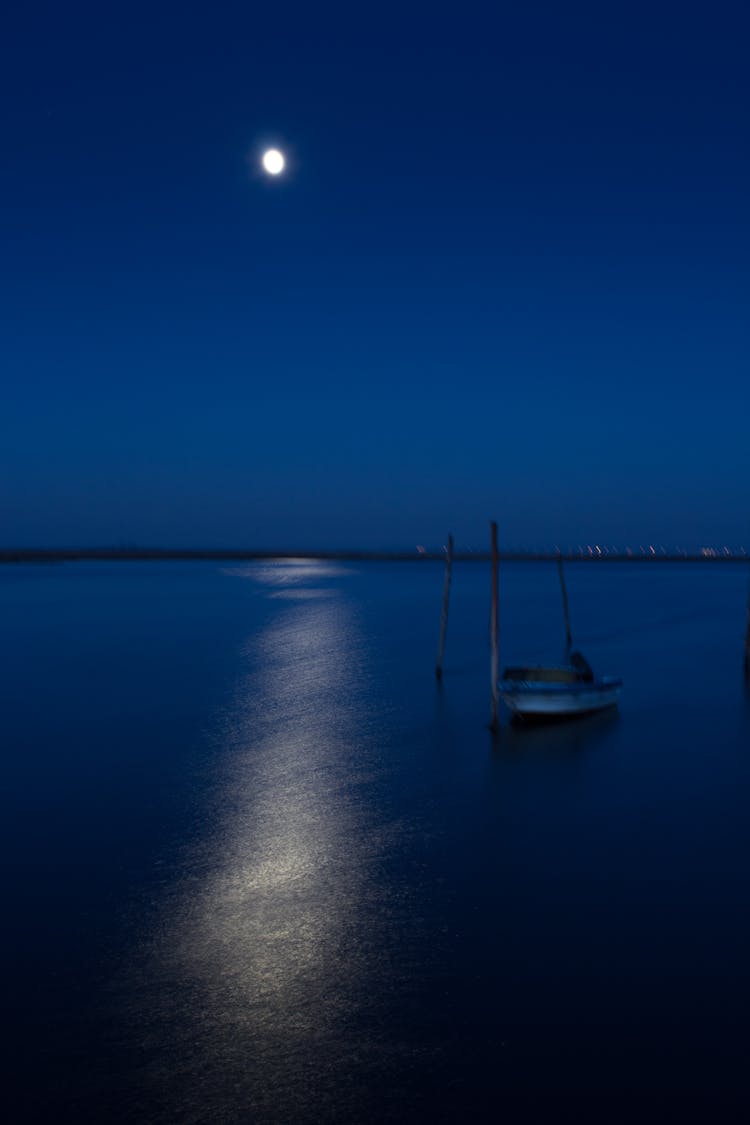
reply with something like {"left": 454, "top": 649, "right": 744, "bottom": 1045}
{"left": 490, "top": 521, "right": 500, "bottom": 732}
{"left": 557, "top": 554, "right": 572, "bottom": 660}
{"left": 435, "top": 533, "right": 454, "bottom": 680}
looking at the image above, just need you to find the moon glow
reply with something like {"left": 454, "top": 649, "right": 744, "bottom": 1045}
{"left": 262, "top": 148, "right": 285, "bottom": 175}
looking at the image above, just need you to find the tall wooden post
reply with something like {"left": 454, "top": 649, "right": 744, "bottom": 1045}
{"left": 557, "top": 554, "right": 572, "bottom": 659}
{"left": 435, "top": 533, "right": 454, "bottom": 680}
{"left": 744, "top": 569, "right": 750, "bottom": 679}
{"left": 490, "top": 521, "right": 500, "bottom": 732}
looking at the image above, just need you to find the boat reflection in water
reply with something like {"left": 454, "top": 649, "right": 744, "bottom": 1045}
{"left": 495, "top": 701, "right": 621, "bottom": 760}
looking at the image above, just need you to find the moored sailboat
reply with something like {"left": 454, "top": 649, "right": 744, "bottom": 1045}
{"left": 499, "top": 559, "right": 622, "bottom": 721}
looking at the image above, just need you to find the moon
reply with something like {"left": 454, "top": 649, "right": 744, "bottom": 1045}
{"left": 262, "top": 148, "right": 285, "bottom": 175}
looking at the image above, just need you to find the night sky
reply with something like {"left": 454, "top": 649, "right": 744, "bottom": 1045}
{"left": 3, "top": 1, "right": 748, "bottom": 549}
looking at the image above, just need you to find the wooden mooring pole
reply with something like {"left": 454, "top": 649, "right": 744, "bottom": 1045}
{"left": 435, "top": 533, "right": 454, "bottom": 681}
{"left": 490, "top": 521, "right": 500, "bottom": 732}
{"left": 557, "top": 554, "right": 573, "bottom": 660}
{"left": 744, "top": 569, "right": 750, "bottom": 679}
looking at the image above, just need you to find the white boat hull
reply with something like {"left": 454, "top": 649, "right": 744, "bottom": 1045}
{"left": 499, "top": 676, "right": 622, "bottom": 720}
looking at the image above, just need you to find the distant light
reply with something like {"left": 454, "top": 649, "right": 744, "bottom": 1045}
{"left": 262, "top": 148, "right": 285, "bottom": 175}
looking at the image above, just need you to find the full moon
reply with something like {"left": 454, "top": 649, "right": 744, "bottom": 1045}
{"left": 262, "top": 148, "right": 285, "bottom": 175}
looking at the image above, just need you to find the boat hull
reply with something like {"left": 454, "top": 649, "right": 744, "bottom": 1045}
{"left": 499, "top": 676, "right": 622, "bottom": 720}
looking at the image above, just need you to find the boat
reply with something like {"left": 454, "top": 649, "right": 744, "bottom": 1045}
{"left": 498, "top": 560, "right": 622, "bottom": 722}
{"left": 499, "top": 651, "right": 622, "bottom": 720}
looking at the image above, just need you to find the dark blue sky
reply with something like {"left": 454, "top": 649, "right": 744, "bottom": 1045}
{"left": 3, "top": 1, "right": 748, "bottom": 548}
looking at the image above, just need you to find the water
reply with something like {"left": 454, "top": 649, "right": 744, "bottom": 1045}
{"left": 3, "top": 560, "right": 750, "bottom": 1122}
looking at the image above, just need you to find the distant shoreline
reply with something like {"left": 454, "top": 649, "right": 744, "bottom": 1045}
{"left": 1, "top": 549, "right": 748, "bottom": 564}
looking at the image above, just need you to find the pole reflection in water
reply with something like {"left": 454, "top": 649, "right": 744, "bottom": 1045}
{"left": 137, "top": 563, "right": 396, "bottom": 1122}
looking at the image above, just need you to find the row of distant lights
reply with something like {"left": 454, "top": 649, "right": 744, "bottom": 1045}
{"left": 426, "top": 544, "right": 749, "bottom": 556}
{"left": 576, "top": 545, "right": 748, "bottom": 557}
{"left": 699, "top": 546, "right": 747, "bottom": 558}
{"left": 567, "top": 545, "right": 748, "bottom": 557}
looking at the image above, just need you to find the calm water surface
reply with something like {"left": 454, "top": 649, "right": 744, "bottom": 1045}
{"left": 3, "top": 561, "right": 750, "bottom": 1122}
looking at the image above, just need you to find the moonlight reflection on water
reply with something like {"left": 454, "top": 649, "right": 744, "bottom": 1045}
{"left": 137, "top": 564, "right": 410, "bottom": 1121}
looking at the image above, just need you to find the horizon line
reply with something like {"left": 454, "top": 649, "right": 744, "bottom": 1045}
{"left": 2, "top": 547, "right": 749, "bottom": 565}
